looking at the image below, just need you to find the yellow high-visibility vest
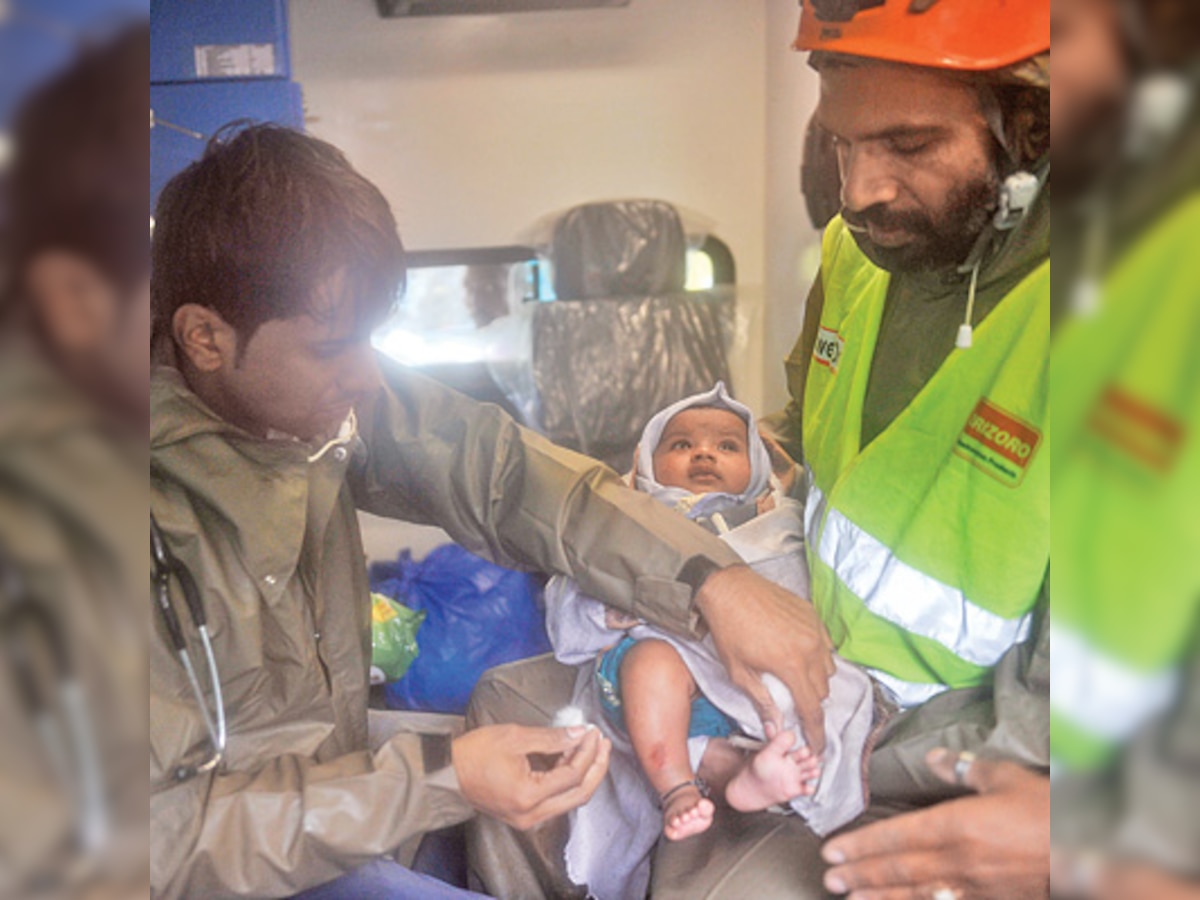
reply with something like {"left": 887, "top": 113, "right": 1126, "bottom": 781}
{"left": 1051, "top": 195, "right": 1200, "bottom": 771}
{"left": 803, "top": 217, "right": 1050, "bottom": 708}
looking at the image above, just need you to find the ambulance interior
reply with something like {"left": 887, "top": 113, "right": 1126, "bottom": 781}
{"left": 149, "top": 0, "right": 833, "bottom": 560}
{"left": 144, "top": 0, "right": 840, "bottom": 881}
{"left": 152, "top": 3, "right": 844, "bottom": 686}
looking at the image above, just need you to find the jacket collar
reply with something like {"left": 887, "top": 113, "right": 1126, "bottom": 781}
{"left": 0, "top": 339, "right": 146, "bottom": 586}
{"left": 151, "top": 366, "right": 358, "bottom": 605}
{"left": 0, "top": 337, "right": 121, "bottom": 447}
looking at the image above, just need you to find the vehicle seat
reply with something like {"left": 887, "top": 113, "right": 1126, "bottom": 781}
{"left": 531, "top": 200, "right": 735, "bottom": 470}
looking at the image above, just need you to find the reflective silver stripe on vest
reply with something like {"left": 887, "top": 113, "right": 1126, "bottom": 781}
{"left": 807, "top": 485, "right": 1032, "bottom": 668}
{"left": 1050, "top": 620, "right": 1179, "bottom": 742}
{"left": 867, "top": 668, "right": 949, "bottom": 710}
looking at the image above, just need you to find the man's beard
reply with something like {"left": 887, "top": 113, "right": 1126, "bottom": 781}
{"left": 1053, "top": 92, "right": 1128, "bottom": 202}
{"left": 843, "top": 172, "right": 1001, "bottom": 274}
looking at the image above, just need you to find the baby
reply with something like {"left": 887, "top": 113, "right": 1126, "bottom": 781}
{"left": 593, "top": 400, "right": 820, "bottom": 838}
{"left": 545, "top": 383, "right": 874, "bottom": 900}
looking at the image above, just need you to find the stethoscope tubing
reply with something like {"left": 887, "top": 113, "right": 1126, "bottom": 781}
{"left": 151, "top": 515, "right": 226, "bottom": 782}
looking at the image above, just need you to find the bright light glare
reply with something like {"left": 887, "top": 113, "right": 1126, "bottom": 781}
{"left": 685, "top": 248, "right": 714, "bottom": 290}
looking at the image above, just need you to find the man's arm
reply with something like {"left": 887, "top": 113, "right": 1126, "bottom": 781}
{"left": 150, "top": 669, "right": 608, "bottom": 899}
{"left": 1110, "top": 635, "right": 1200, "bottom": 877}
{"left": 865, "top": 576, "right": 1050, "bottom": 804}
{"left": 816, "top": 581, "right": 1050, "bottom": 898}
{"left": 1050, "top": 622, "right": 1200, "bottom": 890}
{"left": 149, "top": 673, "right": 471, "bottom": 898}
{"left": 351, "top": 357, "right": 835, "bottom": 747}
{"left": 822, "top": 750, "right": 1050, "bottom": 900}
{"left": 352, "top": 357, "right": 741, "bottom": 638}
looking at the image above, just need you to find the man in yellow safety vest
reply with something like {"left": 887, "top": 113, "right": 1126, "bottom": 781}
{"left": 652, "top": 2, "right": 1053, "bottom": 896}
{"left": 1051, "top": 0, "right": 1200, "bottom": 896}
{"left": 471, "top": 2, "right": 1054, "bottom": 897}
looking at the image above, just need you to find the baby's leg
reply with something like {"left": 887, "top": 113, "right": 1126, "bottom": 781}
{"left": 725, "top": 725, "right": 823, "bottom": 813}
{"left": 620, "top": 639, "right": 715, "bottom": 841}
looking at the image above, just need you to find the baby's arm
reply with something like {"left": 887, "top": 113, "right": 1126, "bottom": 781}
{"left": 544, "top": 576, "right": 629, "bottom": 665}
{"left": 603, "top": 607, "right": 643, "bottom": 630}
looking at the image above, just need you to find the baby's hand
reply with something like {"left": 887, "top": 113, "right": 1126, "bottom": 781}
{"left": 759, "top": 430, "right": 800, "bottom": 495}
{"left": 604, "top": 608, "right": 642, "bottom": 630}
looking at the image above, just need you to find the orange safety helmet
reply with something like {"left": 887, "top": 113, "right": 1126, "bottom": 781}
{"left": 794, "top": 0, "right": 1050, "bottom": 73}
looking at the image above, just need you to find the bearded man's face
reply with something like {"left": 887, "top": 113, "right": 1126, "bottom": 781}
{"left": 817, "top": 60, "right": 1002, "bottom": 272}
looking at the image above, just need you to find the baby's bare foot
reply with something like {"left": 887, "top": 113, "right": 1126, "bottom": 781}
{"left": 661, "top": 782, "right": 715, "bottom": 841}
{"left": 726, "top": 729, "right": 822, "bottom": 812}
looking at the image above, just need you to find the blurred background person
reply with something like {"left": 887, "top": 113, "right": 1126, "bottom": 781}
{"left": 463, "top": 263, "right": 513, "bottom": 329}
{"left": 1050, "top": 0, "right": 1200, "bottom": 896}
{"left": 0, "top": 16, "right": 148, "bottom": 900}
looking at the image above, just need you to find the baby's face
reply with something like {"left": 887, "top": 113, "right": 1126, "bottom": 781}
{"left": 652, "top": 407, "right": 753, "bottom": 495}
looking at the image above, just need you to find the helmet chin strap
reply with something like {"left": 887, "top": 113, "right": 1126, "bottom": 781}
{"left": 954, "top": 160, "right": 1050, "bottom": 349}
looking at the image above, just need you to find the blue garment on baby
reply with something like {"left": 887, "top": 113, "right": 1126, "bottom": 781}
{"left": 595, "top": 636, "right": 736, "bottom": 739}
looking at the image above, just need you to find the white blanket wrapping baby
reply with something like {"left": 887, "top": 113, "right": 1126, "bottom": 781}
{"left": 544, "top": 383, "right": 876, "bottom": 900}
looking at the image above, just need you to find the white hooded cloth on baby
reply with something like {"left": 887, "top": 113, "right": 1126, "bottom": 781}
{"left": 544, "top": 382, "right": 876, "bottom": 900}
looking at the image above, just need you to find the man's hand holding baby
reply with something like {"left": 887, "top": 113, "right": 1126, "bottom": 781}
{"left": 696, "top": 565, "right": 836, "bottom": 755}
{"left": 759, "top": 428, "right": 803, "bottom": 498}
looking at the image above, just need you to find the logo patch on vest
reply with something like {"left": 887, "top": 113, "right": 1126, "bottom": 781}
{"left": 1088, "top": 385, "right": 1183, "bottom": 474}
{"left": 813, "top": 326, "right": 844, "bottom": 374}
{"left": 955, "top": 399, "right": 1042, "bottom": 487}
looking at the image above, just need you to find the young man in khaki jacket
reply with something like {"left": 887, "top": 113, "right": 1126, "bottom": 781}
{"left": 149, "top": 124, "right": 834, "bottom": 898}
{"left": 1, "top": 24, "right": 149, "bottom": 900}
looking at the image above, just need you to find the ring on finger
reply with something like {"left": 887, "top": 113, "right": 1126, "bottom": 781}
{"left": 953, "top": 751, "right": 976, "bottom": 786}
{"left": 932, "top": 887, "right": 962, "bottom": 900}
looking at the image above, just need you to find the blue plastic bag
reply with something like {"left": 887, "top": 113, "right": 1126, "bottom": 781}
{"left": 370, "top": 544, "right": 551, "bottom": 714}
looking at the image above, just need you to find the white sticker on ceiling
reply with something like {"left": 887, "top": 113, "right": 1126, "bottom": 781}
{"left": 194, "top": 44, "right": 277, "bottom": 78}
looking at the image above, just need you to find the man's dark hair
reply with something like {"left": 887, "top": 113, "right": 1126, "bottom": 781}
{"left": 3, "top": 23, "right": 150, "bottom": 313}
{"left": 990, "top": 83, "right": 1050, "bottom": 174}
{"left": 151, "top": 124, "right": 405, "bottom": 349}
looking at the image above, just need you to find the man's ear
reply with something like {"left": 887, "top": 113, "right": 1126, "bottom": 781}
{"left": 24, "top": 251, "right": 118, "bottom": 356}
{"left": 172, "top": 303, "right": 237, "bottom": 373}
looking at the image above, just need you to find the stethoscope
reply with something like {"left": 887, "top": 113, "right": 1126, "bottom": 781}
{"left": 0, "top": 544, "right": 108, "bottom": 853}
{"left": 151, "top": 514, "right": 227, "bottom": 783}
